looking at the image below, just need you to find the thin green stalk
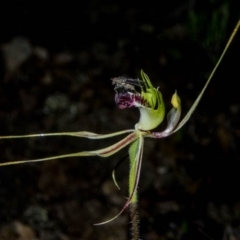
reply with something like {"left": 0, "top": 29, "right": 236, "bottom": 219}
{"left": 129, "top": 136, "right": 144, "bottom": 240}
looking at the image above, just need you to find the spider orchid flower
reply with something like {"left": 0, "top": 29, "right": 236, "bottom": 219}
{"left": 0, "top": 20, "right": 238, "bottom": 225}
{"left": 0, "top": 70, "right": 213, "bottom": 225}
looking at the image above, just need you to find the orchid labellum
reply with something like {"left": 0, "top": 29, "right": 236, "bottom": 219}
{"left": 0, "top": 20, "right": 239, "bottom": 230}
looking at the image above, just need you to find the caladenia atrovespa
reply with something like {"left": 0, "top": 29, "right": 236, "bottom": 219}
{"left": 0, "top": 20, "right": 239, "bottom": 240}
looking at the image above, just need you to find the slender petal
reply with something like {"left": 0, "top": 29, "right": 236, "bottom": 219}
{"left": 0, "top": 129, "right": 134, "bottom": 140}
{"left": 112, "top": 154, "right": 128, "bottom": 190}
{"left": 0, "top": 132, "right": 138, "bottom": 167}
{"left": 172, "top": 20, "right": 240, "bottom": 134}
{"left": 95, "top": 134, "right": 144, "bottom": 225}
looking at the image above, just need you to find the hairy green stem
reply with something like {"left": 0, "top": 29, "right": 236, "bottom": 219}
{"left": 129, "top": 139, "right": 139, "bottom": 204}
{"left": 129, "top": 140, "right": 139, "bottom": 239}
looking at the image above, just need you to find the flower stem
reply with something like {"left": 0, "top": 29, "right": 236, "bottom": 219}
{"left": 130, "top": 203, "right": 140, "bottom": 240}
{"left": 129, "top": 137, "right": 143, "bottom": 240}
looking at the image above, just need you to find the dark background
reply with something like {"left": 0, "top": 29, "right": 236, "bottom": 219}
{"left": 0, "top": 0, "right": 240, "bottom": 239}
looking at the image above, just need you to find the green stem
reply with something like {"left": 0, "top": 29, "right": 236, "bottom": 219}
{"left": 129, "top": 137, "right": 143, "bottom": 240}
{"left": 129, "top": 139, "right": 139, "bottom": 204}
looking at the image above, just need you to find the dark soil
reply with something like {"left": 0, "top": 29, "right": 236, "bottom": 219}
{"left": 0, "top": 1, "right": 240, "bottom": 239}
